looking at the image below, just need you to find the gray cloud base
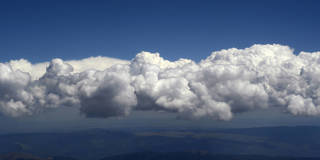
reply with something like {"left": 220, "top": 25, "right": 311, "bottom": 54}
{"left": 1, "top": 44, "right": 320, "bottom": 120}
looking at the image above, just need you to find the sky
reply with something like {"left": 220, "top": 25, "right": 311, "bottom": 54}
{"left": 2, "top": 0, "right": 320, "bottom": 62}
{"left": 1, "top": 0, "right": 320, "bottom": 133}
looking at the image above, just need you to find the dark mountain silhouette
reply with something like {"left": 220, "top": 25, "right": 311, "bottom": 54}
{"left": 1, "top": 152, "right": 320, "bottom": 160}
{"left": 0, "top": 126, "right": 320, "bottom": 160}
{"left": 0, "top": 152, "right": 44, "bottom": 160}
{"left": 101, "top": 152, "right": 320, "bottom": 160}
{"left": 0, "top": 152, "right": 77, "bottom": 160}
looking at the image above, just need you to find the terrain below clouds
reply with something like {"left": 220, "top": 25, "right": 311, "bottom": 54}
{"left": 0, "top": 126, "right": 320, "bottom": 160}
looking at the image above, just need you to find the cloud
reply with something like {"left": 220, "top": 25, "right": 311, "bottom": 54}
{"left": 1, "top": 44, "right": 320, "bottom": 120}
{"left": 9, "top": 56, "right": 129, "bottom": 80}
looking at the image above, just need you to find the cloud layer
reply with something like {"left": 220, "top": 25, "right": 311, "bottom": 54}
{"left": 1, "top": 44, "right": 320, "bottom": 120}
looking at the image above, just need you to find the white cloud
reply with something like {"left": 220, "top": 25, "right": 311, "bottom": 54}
{"left": 9, "top": 56, "right": 129, "bottom": 80}
{"left": 1, "top": 44, "right": 320, "bottom": 120}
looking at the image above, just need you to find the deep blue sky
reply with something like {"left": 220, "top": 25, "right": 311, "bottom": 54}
{"left": 1, "top": 0, "right": 320, "bottom": 132}
{"left": 2, "top": 0, "right": 320, "bottom": 63}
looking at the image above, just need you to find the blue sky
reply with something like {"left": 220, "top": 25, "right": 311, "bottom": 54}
{"left": 1, "top": 0, "right": 320, "bottom": 133}
{"left": 2, "top": 0, "right": 320, "bottom": 63}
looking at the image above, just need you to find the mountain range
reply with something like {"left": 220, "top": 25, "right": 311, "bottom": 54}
{"left": 0, "top": 126, "right": 320, "bottom": 160}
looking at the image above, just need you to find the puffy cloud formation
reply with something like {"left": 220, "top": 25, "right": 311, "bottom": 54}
{"left": 9, "top": 56, "right": 129, "bottom": 80}
{"left": 1, "top": 44, "right": 320, "bottom": 120}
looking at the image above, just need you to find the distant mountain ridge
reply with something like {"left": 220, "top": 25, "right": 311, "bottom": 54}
{"left": 0, "top": 152, "right": 44, "bottom": 160}
{"left": 0, "top": 126, "right": 320, "bottom": 160}
{"left": 0, "top": 152, "right": 77, "bottom": 160}
{"left": 1, "top": 152, "right": 320, "bottom": 160}
{"left": 101, "top": 152, "right": 320, "bottom": 160}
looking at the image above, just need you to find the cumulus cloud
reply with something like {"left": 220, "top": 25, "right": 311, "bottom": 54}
{"left": 9, "top": 56, "right": 129, "bottom": 80}
{"left": 1, "top": 44, "right": 320, "bottom": 120}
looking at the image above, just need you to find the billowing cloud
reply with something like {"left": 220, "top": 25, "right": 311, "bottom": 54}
{"left": 1, "top": 44, "right": 320, "bottom": 120}
{"left": 9, "top": 56, "right": 129, "bottom": 80}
